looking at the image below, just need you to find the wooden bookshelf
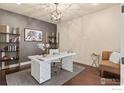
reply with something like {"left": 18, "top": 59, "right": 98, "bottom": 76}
{"left": 46, "top": 32, "right": 59, "bottom": 49}
{"left": 0, "top": 25, "right": 20, "bottom": 69}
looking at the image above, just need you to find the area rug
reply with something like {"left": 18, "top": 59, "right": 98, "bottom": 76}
{"left": 6, "top": 64, "right": 85, "bottom": 85}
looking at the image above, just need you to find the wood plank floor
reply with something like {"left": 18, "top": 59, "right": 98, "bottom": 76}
{"left": 0, "top": 63, "right": 120, "bottom": 85}
{"left": 64, "top": 63, "right": 120, "bottom": 85}
{"left": 64, "top": 64, "right": 101, "bottom": 85}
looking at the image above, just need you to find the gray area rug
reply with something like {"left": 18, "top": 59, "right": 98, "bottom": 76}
{"left": 6, "top": 64, "right": 85, "bottom": 85}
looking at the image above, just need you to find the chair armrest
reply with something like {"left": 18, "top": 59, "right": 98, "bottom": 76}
{"left": 102, "top": 51, "right": 112, "bottom": 60}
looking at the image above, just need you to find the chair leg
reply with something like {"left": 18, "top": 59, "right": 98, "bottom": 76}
{"left": 100, "top": 70, "right": 103, "bottom": 77}
{"left": 52, "top": 62, "right": 62, "bottom": 74}
{"left": 53, "top": 62, "right": 56, "bottom": 67}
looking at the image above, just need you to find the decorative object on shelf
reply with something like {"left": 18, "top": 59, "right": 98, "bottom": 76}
{"left": 11, "top": 27, "right": 19, "bottom": 34}
{"left": 12, "top": 27, "right": 16, "bottom": 34}
{"left": 9, "top": 37, "right": 19, "bottom": 42}
{"left": 51, "top": 3, "right": 62, "bottom": 23}
{"left": 1, "top": 56, "right": 18, "bottom": 61}
{"left": 0, "top": 25, "right": 10, "bottom": 33}
{"left": 37, "top": 43, "right": 50, "bottom": 56}
{"left": 2, "top": 56, "right": 10, "bottom": 61}
{"left": 45, "top": 43, "right": 50, "bottom": 54}
{"left": 24, "top": 28, "right": 42, "bottom": 42}
{"left": 10, "top": 57, "right": 14, "bottom": 60}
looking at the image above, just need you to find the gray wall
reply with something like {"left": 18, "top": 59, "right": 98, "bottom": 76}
{"left": 0, "top": 9, "right": 57, "bottom": 62}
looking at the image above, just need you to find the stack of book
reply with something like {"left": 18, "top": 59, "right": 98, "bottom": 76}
{"left": 4, "top": 45, "right": 17, "bottom": 52}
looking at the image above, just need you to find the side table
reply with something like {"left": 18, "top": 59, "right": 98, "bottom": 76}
{"left": 91, "top": 53, "right": 100, "bottom": 67}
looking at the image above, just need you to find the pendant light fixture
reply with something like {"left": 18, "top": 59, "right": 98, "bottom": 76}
{"left": 51, "top": 3, "right": 62, "bottom": 23}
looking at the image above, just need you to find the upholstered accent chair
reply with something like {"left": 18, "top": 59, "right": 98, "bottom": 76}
{"left": 99, "top": 51, "right": 120, "bottom": 77}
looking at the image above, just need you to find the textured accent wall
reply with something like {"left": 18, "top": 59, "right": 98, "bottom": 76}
{"left": 57, "top": 6, "right": 121, "bottom": 66}
{"left": 0, "top": 9, "right": 57, "bottom": 62}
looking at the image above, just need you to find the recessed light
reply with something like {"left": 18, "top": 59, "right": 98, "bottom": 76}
{"left": 92, "top": 3, "right": 99, "bottom": 6}
{"left": 16, "top": 3, "right": 21, "bottom": 5}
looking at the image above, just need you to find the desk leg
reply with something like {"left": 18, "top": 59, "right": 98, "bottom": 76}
{"left": 31, "top": 60, "right": 51, "bottom": 84}
{"left": 62, "top": 56, "right": 73, "bottom": 72}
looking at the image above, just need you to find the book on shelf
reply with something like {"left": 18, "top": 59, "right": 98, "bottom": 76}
{"left": 0, "top": 35, "right": 6, "bottom": 42}
{"left": 6, "top": 25, "right": 10, "bottom": 42}
{"left": 8, "top": 45, "right": 17, "bottom": 52}
{"left": 9, "top": 37, "right": 19, "bottom": 42}
{"left": 3, "top": 45, "right": 17, "bottom": 52}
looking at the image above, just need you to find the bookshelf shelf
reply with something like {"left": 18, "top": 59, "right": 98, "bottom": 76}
{"left": 0, "top": 33, "right": 20, "bottom": 36}
{"left": 1, "top": 50, "right": 19, "bottom": 52}
{"left": 0, "top": 58, "right": 19, "bottom": 62}
{"left": 0, "top": 42, "right": 19, "bottom": 44}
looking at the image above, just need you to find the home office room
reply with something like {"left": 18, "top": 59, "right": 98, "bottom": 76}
{"left": 0, "top": 1, "right": 123, "bottom": 89}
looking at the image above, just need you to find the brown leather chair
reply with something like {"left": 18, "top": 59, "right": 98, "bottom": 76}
{"left": 99, "top": 51, "right": 120, "bottom": 77}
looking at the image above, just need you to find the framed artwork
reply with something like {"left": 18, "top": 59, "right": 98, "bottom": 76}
{"left": 24, "top": 28, "right": 42, "bottom": 42}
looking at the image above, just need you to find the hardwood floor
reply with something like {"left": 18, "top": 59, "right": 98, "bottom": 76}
{"left": 64, "top": 64, "right": 101, "bottom": 85}
{"left": 0, "top": 63, "right": 120, "bottom": 85}
{"left": 64, "top": 63, "right": 120, "bottom": 85}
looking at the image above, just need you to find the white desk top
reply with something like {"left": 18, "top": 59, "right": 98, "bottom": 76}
{"left": 28, "top": 52, "right": 76, "bottom": 61}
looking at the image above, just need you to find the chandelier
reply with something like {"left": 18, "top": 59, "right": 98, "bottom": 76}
{"left": 51, "top": 3, "right": 62, "bottom": 22}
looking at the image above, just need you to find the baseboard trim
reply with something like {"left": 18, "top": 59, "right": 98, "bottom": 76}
{"left": 74, "top": 61, "right": 99, "bottom": 68}
{"left": 1, "top": 61, "right": 31, "bottom": 70}
{"left": 74, "top": 61, "right": 89, "bottom": 66}
{"left": 20, "top": 61, "right": 31, "bottom": 66}
{"left": 1, "top": 61, "right": 95, "bottom": 70}
{"left": 74, "top": 61, "right": 95, "bottom": 68}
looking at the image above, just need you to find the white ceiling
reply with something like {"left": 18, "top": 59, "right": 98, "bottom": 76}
{"left": 0, "top": 3, "right": 119, "bottom": 24}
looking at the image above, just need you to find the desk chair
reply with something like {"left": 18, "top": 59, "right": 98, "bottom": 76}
{"left": 49, "top": 49, "right": 62, "bottom": 74}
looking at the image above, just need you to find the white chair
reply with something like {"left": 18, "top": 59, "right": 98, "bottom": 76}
{"left": 49, "top": 49, "right": 59, "bottom": 55}
{"left": 49, "top": 49, "right": 62, "bottom": 74}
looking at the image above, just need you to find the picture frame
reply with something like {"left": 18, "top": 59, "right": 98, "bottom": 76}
{"left": 24, "top": 28, "right": 42, "bottom": 42}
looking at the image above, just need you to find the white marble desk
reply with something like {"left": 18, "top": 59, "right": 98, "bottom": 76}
{"left": 28, "top": 52, "right": 76, "bottom": 84}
